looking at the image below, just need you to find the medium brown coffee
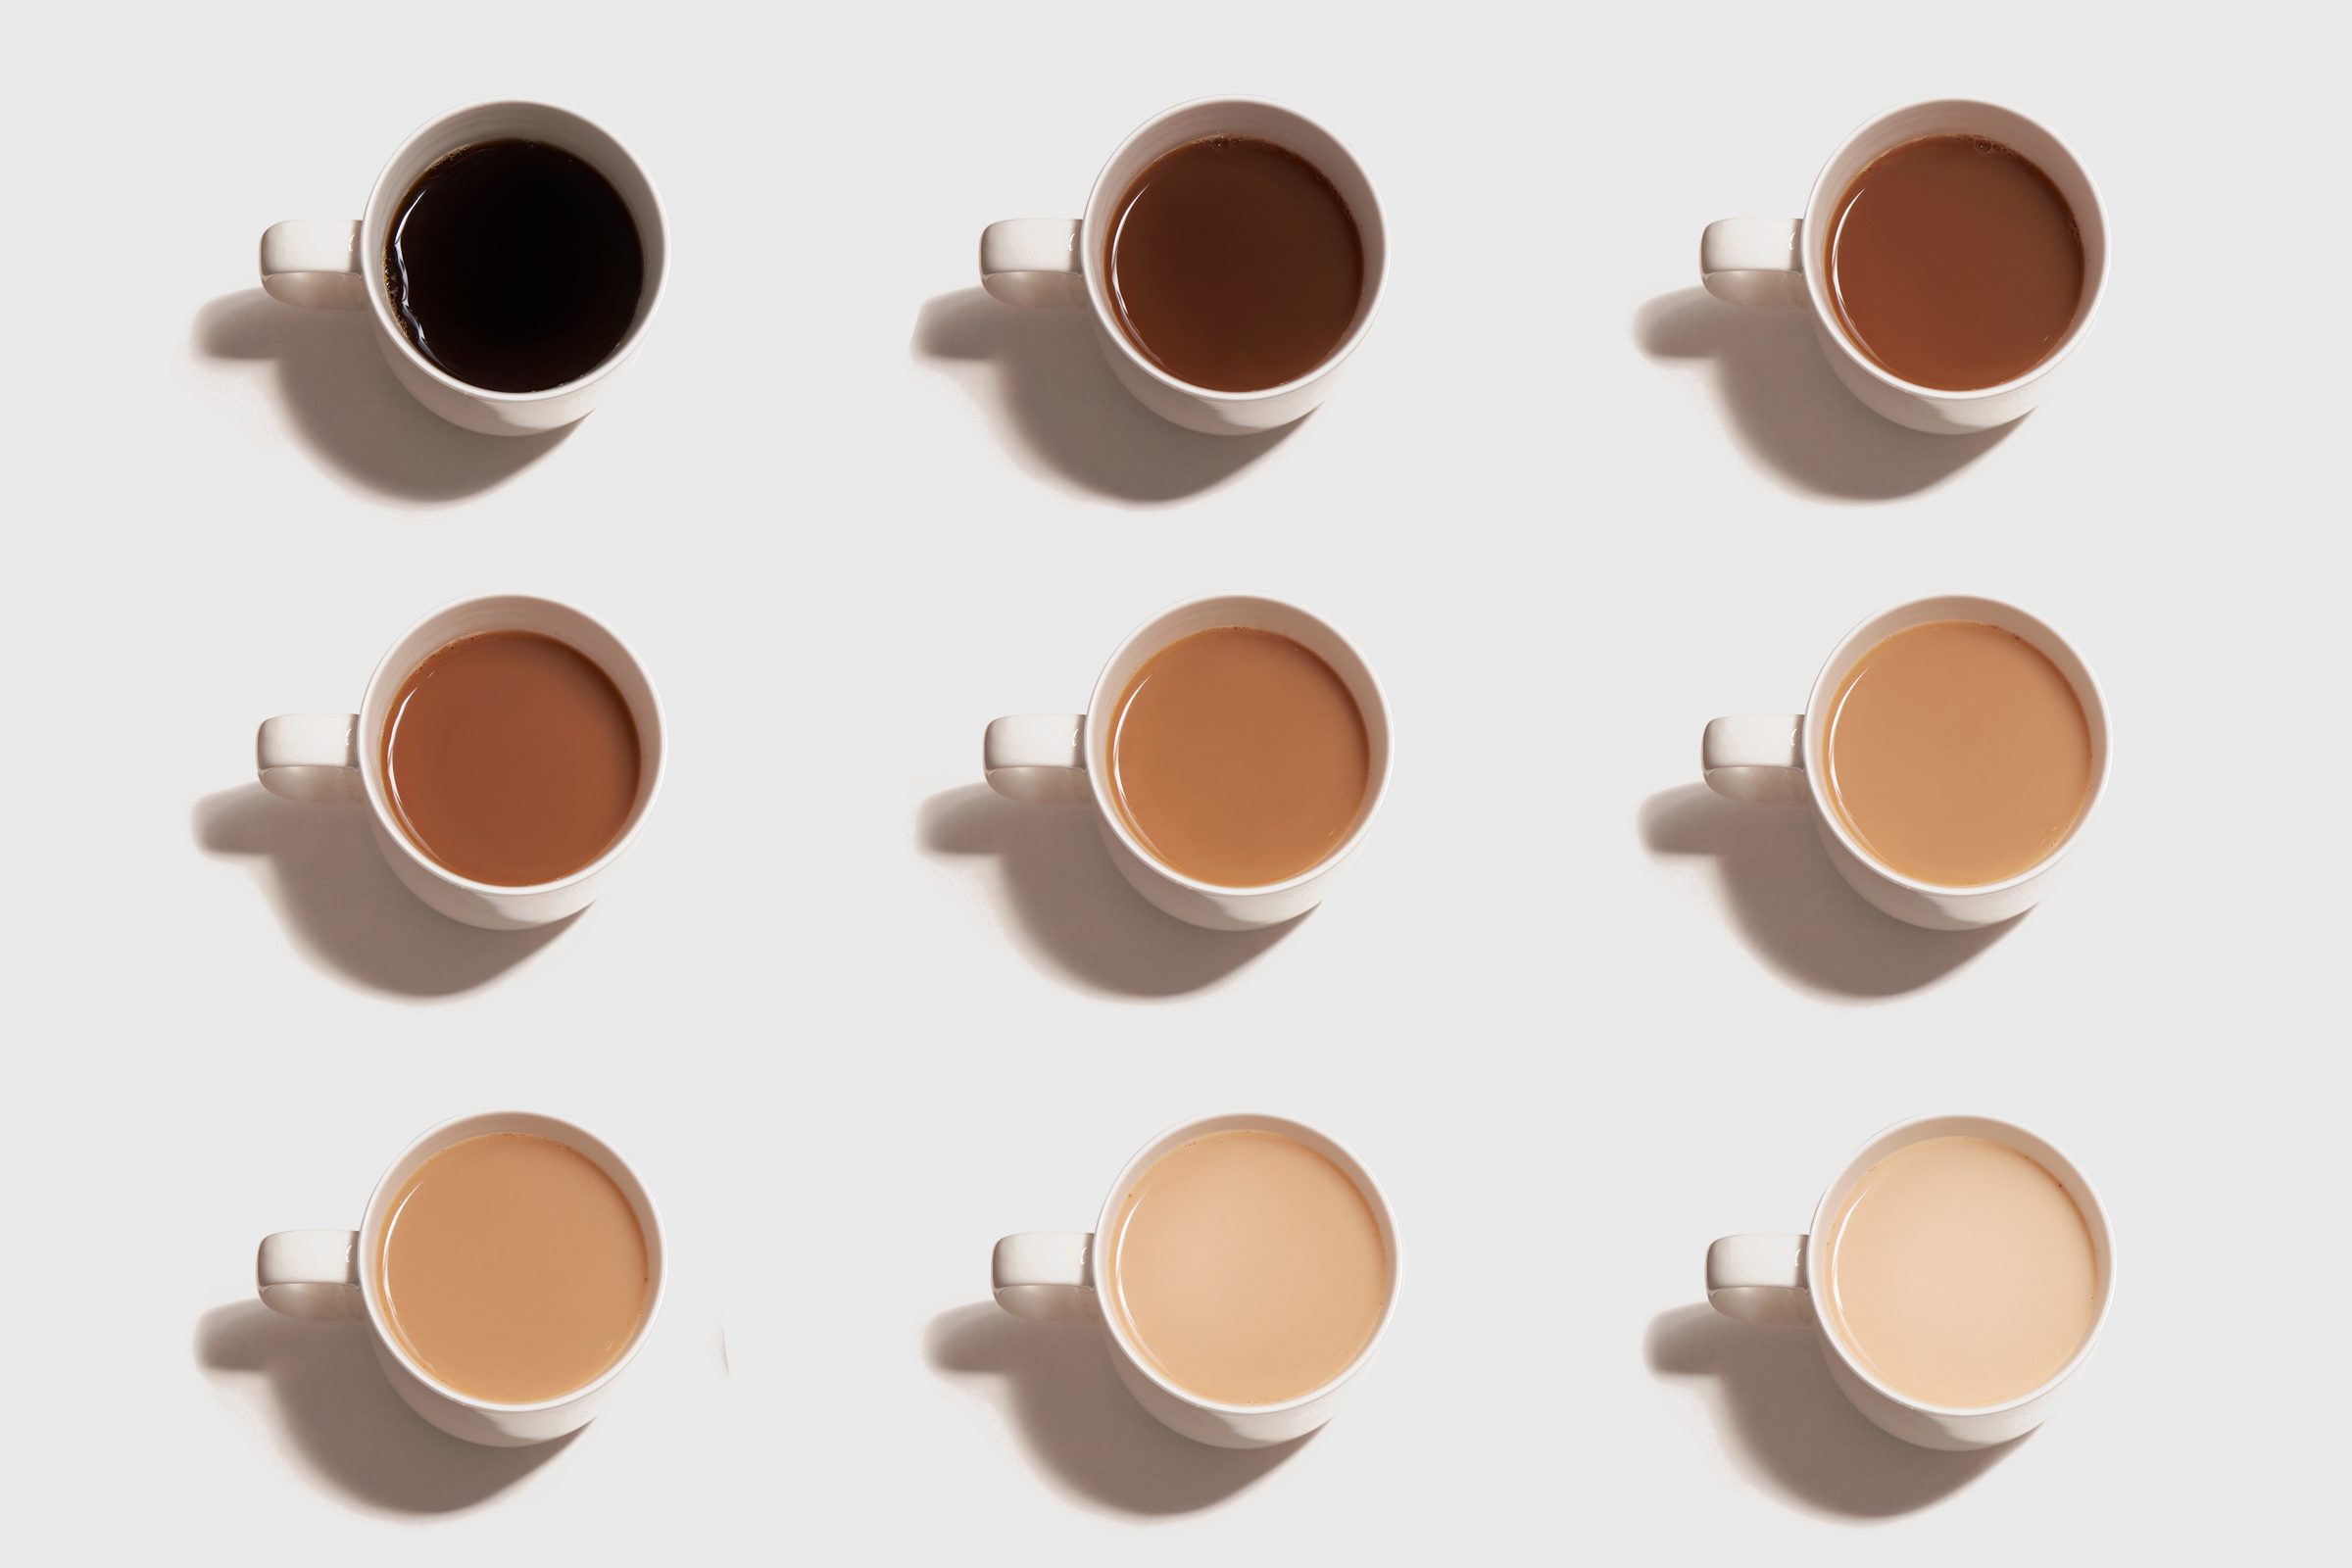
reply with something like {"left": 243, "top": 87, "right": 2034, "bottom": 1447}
{"left": 381, "top": 630, "right": 641, "bottom": 887}
{"left": 1104, "top": 1130, "right": 1388, "bottom": 1406}
{"left": 1822, "top": 1135, "right": 2098, "bottom": 1409}
{"left": 1108, "top": 626, "right": 1369, "bottom": 887}
{"left": 1825, "top": 620, "right": 2091, "bottom": 886}
{"left": 1103, "top": 135, "right": 1364, "bottom": 392}
{"left": 1825, "top": 134, "right": 2083, "bottom": 390}
{"left": 377, "top": 1133, "right": 651, "bottom": 1404}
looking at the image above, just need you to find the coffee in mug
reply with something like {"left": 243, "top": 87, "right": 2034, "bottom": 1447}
{"left": 385, "top": 139, "right": 645, "bottom": 393}
{"left": 1102, "top": 1128, "right": 1389, "bottom": 1406}
{"left": 1824, "top": 134, "right": 2084, "bottom": 391}
{"left": 378, "top": 1132, "right": 652, "bottom": 1404}
{"left": 1823, "top": 619, "right": 2092, "bottom": 886}
{"left": 381, "top": 629, "right": 643, "bottom": 887}
{"left": 1103, "top": 136, "right": 1364, "bottom": 392}
{"left": 1107, "top": 626, "right": 1370, "bottom": 886}
{"left": 1818, "top": 1134, "right": 2099, "bottom": 1410}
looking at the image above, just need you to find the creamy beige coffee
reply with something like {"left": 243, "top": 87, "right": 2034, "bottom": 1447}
{"left": 1821, "top": 1135, "right": 2098, "bottom": 1409}
{"left": 1825, "top": 619, "right": 2092, "bottom": 886}
{"left": 376, "top": 1133, "right": 651, "bottom": 1404}
{"left": 1102, "top": 1130, "right": 1388, "bottom": 1406}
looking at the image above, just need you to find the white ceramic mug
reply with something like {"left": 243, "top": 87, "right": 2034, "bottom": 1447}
{"left": 1706, "top": 1113, "right": 2113, "bottom": 1450}
{"left": 1701, "top": 594, "right": 2108, "bottom": 930}
{"left": 993, "top": 1112, "right": 1400, "bottom": 1449}
{"left": 983, "top": 594, "right": 1391, "bottom": 931}
{"left": 255, "top": 594, "right": 665, "bottom": 930}
{"left": 978, "top": 97, "right": 1387, "bottom": 435}
{"left": 256, "top": 1110, "right": 665, "bottom": 1447}
{"left": 259, "top": 101, "right": 668, "bottom": 436}
{"left": 1698, "top": 99, "right": 2107, "bottom": 434}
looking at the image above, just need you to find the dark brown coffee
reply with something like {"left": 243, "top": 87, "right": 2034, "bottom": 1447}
{"left": 1103, "top": 136, "right": 1363, "bottom": 392}
{"left": 381, "top": 631, "right": 641, "bottom": 887}
{"left": 1825, "top": 134, "right": 2083, "bottom": 391}
{"left": 385, "top": 139, "right": 644, "bottom": 394}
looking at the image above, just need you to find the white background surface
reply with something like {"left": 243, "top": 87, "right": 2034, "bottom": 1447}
{"left": 8, "top": 1, "right": 2343, "bottom": 1559}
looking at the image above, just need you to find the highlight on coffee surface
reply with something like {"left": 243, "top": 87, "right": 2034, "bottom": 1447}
{"left": 376, "top": 1132, "right": 651, "bottom": 1404}
{"left": 1824, "top": 133, "right": 2084, "bottom": 391}
{"left": 1103, "top": 135, "right": 1364, "bottom": 392}
{"left": 1102, "top": 1129, "right": 1388, "bottom": 1406}
{"left": 381, "top": 629, "right": 643, "bottom": 887}
{"left": 1106, "top": 625, "right": 1370, "bottom": 887}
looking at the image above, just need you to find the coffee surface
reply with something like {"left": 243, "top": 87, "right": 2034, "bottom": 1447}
{"left": 1825, "top": 619, "right": 2090, "bottom": 886}
{"left": 377, "top": 1133, "right": 650, "bottom": 1404}
{"left": 1826, "top": 134, "right": 2083, "bottom": 390}
{"left": 1104, "top": 135, "right": 1363, "bottom": 392}
{"left": 1105, "top": 1130, "right": 1388, "bottom": 1406}
{"left": 386, "top": 139, "right": 644, "bottom": 393}
{"left": 1823, "top": 1135, "right": 2098, "bottom": 1409}
{"left": 382, "top": 630, "right": 642, "bottom": 887}
{"left": 1108, "top": 626, "right": 1369, "bottom": 887}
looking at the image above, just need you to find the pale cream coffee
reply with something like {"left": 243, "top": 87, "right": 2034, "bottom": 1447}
{"left": 1821, "top": 1135, "right": 2098, "bottom": 1409}
{"left": 1102, "top": 1129, "right": 1388, "bottom": 1406}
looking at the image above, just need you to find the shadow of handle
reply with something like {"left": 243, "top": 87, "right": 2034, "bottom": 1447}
{"left": 1703, "top": 714, "right": 1810, "bottom": 806}
{"left": 993, "top": 1232, "right": 1101, "bottom": 1324}
{"left": 981, "top": 220, "right": 1089, "bottom": 310}
{"left": 984, "top": 713, "right": 1092, "bottom": 806}
{"left": 1701, "top": 218, "right": 1809, "bottom": 308}
{"left": 1707, "top": 1233, "right": 1816, "bottom": 1326}
{"left": 258, "top": 1229, "right": 366, "bottom": 1321}
{"left": 258, "top": 712, "right": 365, "bottom": 805}
{"left": 261, "top": 220, "right": 367, "bottom": 310}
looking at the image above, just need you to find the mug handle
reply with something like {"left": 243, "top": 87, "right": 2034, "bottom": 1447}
{"left": 983, "top": 714, "right": 1091, "bottom": 806}
{"left": 1701, "top": 714, "right": 1808, "bottom": 806}
{"left": 260, "top": 219, "right": 367, "bottom": 310}
{"left": 258, "top": 1230, "right": 365, "bottom": 1321}
{"left": 258, "top": 713, "right": 365, "bottom": 805}
{"left": 1706, "top": 1234, "right": 1813, "bottom": 1326}
{"left": 979, "top": 220, "right": 1087, "bottom": 310}
{"left": 992, "top": 1233, "right": 1099, "bottom": 1324}
{"left": 1699, "top": 218, "right": 1808, "bottom": 309}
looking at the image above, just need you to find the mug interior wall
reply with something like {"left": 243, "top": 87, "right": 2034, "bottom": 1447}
{"left": 1804, "top": 101, "right": 2105, "bottom": 381}
{"left": 1085, "top": 596, "right": 1392, "bottom": 884}
{"left": 359, "top": 1110, "right": 666, "bottom": 1410}
{"left": 1803, "top": 595, "right": 2108, "bottom": 888}
{"left": 1082, "top": 100, "right": 1387, "bottom": 385}
{"left": 1808, "top": 1113, "right": 2113, "bottom": 1412}
{"left": 363, "top": 103, "right": 667, "bottom": 391}
{"left": 1092, "top": 1112, "right": 1401, "bottom": 1411}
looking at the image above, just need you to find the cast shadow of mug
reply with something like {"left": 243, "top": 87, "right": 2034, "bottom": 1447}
{"left": 193, "top": 290, "right": 569, "bottom": 503}
{"left": 1639, "top": 785, "right": 2014, "bottom": 999}
{"left": 193, "top": 785, "right": 573, "bottom": 999}
{"left": 1634, "top": 288, "right": 2011, "bottom": 500}
{"left": 1646, "top": 1304, "right": 2016, "bottom": 1518}
{"left": 917, "top": 785, "right": 1294, "bottom": 998}
{"left": 910, "top": 288, "right": 1293, "bottom": 503}
{"left": 926, "top": 1303, "right": 1304, "bottom": 1516}
{"left": 196, "top": 1301, "right": 573, "bottom": 1514}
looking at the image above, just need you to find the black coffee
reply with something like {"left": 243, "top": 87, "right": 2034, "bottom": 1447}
{"left": 385, "top": 140, "right": 644, "bottom": 394}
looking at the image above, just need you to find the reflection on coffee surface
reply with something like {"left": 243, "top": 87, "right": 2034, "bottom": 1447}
{"left": 1104, "top": 1130, "right": 1387, "bottom": 1406}
{"left": 381, "top": 630, "right": 641, "bottom": 887}
{"left": 1108, "top": 626, "right": 1369, "bottom": 887}
{"left": 1825, "top": 134, "right": 2083, "bottom": 391}
{"left": 1824, "top": 619, "right": 2090, "bottom": 886}
{"left": 1104, "top": 135, "right": 1363, "bottom": 392}
{"left": 377, "top": 1133, "right": 650, "bottom": 1404}
{"left": 386, "top": 139, "right": 644, "bottom": 393}
{"left": 1822, "top": 1136, "right": 2097, "bottom": 1409}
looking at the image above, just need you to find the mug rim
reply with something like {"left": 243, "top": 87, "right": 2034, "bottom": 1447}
{"left": 1801, "top": 97, "right": 2109, "bottom": 404}
{"left": 1081, "top": 593, "right": 1393, "bottom": 900}
{"left": 357, "top": 1109, "right": 668, "bottom": 1415}
{"left": 1801, "top": 594, "right": 2110, "bottom": 900}
{"left": 1079, "top": 95, "right": 1388, "bottom": 405}
{"left": 1090, "top": 1111, "right": 1403, "bottom": 1419}
{"left": 1804, "top": 1112, "right": 2116, "bottom": 1421}
{"left": 361, "top": 99, "right": 668, "bottom": 405}
{"left": 359, "top": 592, "right": 668, "bottom": 900}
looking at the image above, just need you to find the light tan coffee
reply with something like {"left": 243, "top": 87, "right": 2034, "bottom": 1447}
{"left": 376, "top": 1133, "right": 651, "bottom": 1404}
{"left": 1102, "top": 1130, "right": 1388, "bottom": 1406}
{"left": 1821, "top": 1135, "right": 2098, "bottom": 1409}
